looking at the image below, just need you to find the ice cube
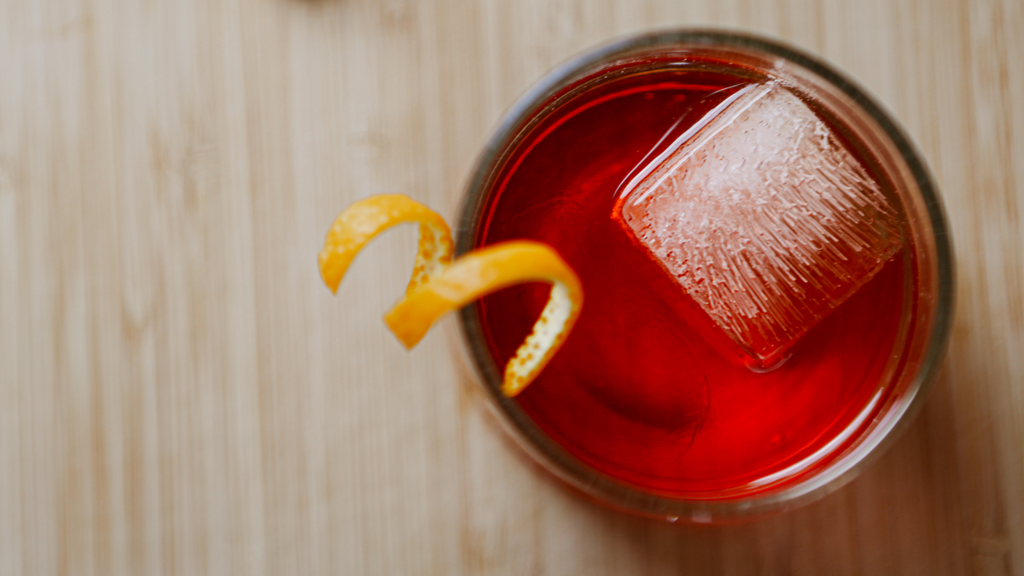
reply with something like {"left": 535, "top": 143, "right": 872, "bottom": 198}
{"left": 616, "top": 82, "right": 902, "bottom": 364}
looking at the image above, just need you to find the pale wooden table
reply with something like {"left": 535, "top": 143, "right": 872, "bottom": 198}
{"left": 0, "top": 0, "right": 1021, "bottom": 574}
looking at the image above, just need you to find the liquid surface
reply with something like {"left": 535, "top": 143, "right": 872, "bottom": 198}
{"left": 475, "top": 65, "right": 908, "bottom": 496}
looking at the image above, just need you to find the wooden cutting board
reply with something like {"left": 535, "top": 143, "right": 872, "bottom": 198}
{"left": 0, "top": 0, "right": 1020, "bottom": 574}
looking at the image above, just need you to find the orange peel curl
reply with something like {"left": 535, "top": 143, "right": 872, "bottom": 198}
{"left": 386, "top": 240, "right": 582, "bottom": 397}
{"left": 318, "top": 194, "right": 454, "bottom": 295}
{"left": 319, "top": 195, "right": 582, "bottom": 396}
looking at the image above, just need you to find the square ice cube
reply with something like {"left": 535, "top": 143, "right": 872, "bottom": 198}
{"left": 617, "top": 82, "right": 902, "bottom": 364}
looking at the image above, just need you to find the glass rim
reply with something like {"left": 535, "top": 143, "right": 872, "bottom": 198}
{"left": 455, "top": 28, "right": 955, "bottom": 520}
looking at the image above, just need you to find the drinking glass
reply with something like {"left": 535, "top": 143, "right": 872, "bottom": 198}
{"left": 455, "top": 29, "right": 954, "bottom": 521}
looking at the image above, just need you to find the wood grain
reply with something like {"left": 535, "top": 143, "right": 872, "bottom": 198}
{"left": 0, "top": 0, "right": 1021, "bottom": 574}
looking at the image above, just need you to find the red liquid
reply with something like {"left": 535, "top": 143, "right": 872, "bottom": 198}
{"left": 475, "top": 65, "right": 910, "bottom": 497}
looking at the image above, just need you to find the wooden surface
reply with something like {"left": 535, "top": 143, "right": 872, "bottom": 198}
{"left": 0, "top": 0, "right": 1021, "bottom": 574}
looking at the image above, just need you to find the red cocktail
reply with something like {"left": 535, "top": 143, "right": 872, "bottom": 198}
{"left": 457, "top": 32, "right": 952, "bottom": 519}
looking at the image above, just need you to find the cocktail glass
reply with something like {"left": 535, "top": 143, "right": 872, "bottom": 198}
{"left": 455, "top": 30, "right": 953, "bottom": 521}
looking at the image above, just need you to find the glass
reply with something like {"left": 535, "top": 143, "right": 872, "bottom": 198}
{"left": 454, "top": 30, "right": 954, "bottom": 521}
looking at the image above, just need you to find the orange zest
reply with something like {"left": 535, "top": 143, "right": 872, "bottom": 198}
{"left": 385, "top": 240, "right": 582, "bottom": 397}
{"left": 318, "top": 194, "right": 583, "bottom": 397}
{"left": 318, "top": 194, "right": 454, "bottom": 295}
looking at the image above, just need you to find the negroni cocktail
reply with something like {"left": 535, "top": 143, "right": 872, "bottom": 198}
{"left": 458, "top": 32, "right": 952, "bottom": 517}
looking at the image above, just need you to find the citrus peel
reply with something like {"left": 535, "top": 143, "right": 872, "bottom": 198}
{"left": 318, "top": 194, "right": 454, "bottom": 295}
{"left": 385, "top": 241, "right": 582, "bottom": 397}
{"left": 318, "top": 194, "right": 582, "bottom": 397}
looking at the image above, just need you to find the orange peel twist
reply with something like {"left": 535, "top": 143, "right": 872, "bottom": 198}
{"left": 318, "top": 194, "right": 582, "bottom": 396}
{"left": 318, "top": 194, "right": 455, "bottom": 295}
{"left": 385, "top": 240, "right": 582, "bottom": 397}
